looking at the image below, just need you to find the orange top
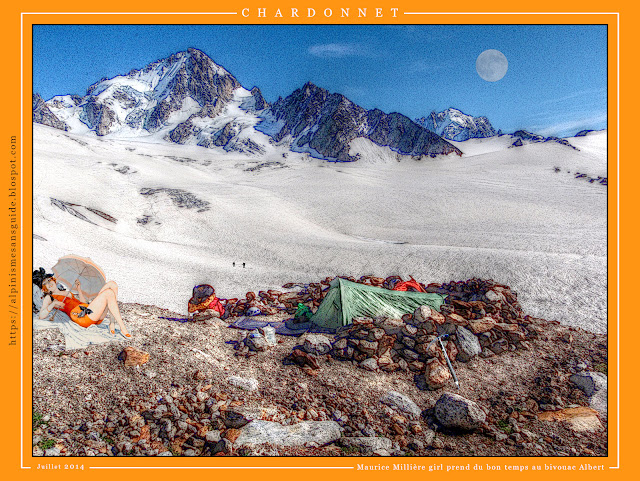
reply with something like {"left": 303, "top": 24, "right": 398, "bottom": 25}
{"left": 188, "top": 293, "right": 225, "bottom": 316}
{"left": 392, "top": 277, "right": 426, "bottom": 293}
{"left": 52, "top": 293, "right": 83, "bottom": 317}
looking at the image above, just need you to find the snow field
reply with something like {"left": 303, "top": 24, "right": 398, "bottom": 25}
{"left": 33, "top": 125, "right": 609, "bottom": 333}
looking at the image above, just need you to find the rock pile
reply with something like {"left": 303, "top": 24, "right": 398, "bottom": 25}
{"left": 295, "top": 278, "right": 550, "bottom": 391}
{"left": 224, "top": 275, "right": 421, "bottom": 318}
{"left": 223, "top": 282, "right": 329, "bottom": 317}
{"left": 33, "top": 376, "right": 346, "bottom": 457}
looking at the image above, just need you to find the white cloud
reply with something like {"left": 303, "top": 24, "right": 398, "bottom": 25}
{"left": 539, "top": 88, "right": 607, "bottom": 106}
{"left": 532, "top": 112, "right": 608, "bottom": 137}
{"left": 308, "top": 43, "right": 366, "bottom": 58}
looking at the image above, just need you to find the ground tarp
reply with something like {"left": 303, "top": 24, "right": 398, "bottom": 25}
{"left": 311, "top": 277, "right": 446, "bottom": 331}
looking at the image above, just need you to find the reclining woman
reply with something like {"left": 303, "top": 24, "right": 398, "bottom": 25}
{"left": 33, "top": 268, "right": 131, "bottom": 338}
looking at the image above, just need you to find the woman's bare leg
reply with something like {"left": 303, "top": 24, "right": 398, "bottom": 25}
{"left": 95, "top": 281, "right": 119, "bottom": 330}
{"left": 87, "top": 288, "right": 130, "bottom": 337}
{"left": 96, "top": 281, "right": 119, "bottom": 300}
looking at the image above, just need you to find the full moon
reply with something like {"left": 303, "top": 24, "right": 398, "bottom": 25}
{"left": 476, "top": 49, "right": 508, "bottom": 82}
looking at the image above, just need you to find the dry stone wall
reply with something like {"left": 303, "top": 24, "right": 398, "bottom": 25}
{"left": 304, "top": 278, "right": 548, "bottom": 391}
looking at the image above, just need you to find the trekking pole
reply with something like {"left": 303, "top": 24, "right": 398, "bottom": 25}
{"left": 426, "top": 333, "right": 460, "bottom": 390}
{"left": 438, "top": 335, "right": 460, "bottom": 389}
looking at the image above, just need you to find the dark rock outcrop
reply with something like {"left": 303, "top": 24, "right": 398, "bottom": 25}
{"left": 512, "top": 130, "right": 578, "bottom": 150}
{"left": 32, "top": 93, "right": 69, "bottom": 131}
{"left": 575, "top": 129, "right": 594, "bottom": 137}
{"left": 249, "top": 87, "right": 268, "bottom": 111}
{"left": 260, "top": 82, "right": 462, "bottom": 161}
{"left": 83, "top": 98, "right": 117, "bottom": 136}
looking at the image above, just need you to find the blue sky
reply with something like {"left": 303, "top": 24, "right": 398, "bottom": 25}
{"left": 33, "top": 24, "right": 608, "bottom": 137}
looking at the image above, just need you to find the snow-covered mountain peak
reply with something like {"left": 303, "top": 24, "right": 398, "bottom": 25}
{"left": 38, "top": 48, "right": 271, "bottom": 152}
{"left": 35, "top": 49, "right": 461, "bottom": 161}
{"left": 86, "top": 48, "right": 233, "bottom": 103}
{"left": 416, "top": 108, "right": 497, "bottom": 141}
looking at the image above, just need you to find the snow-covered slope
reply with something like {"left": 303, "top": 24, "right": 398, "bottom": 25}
{"left": 565, "top": 129, "right": 608, "bottom": 162}
{"left": 451, "top": 130, "right": 607, "bottom": 179}
{"left": 33, "top": 123, "right": 608, "bottom": 333}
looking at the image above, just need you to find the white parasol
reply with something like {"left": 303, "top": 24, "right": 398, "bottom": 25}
{"left": 52, "top": 255, "right": 106, "bottom": 300}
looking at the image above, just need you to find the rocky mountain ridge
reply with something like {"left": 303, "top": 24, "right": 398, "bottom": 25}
{"left": 33, "top": 93, "right": 69, "bottom": 131}
{"left": 34, "top": 48, "right": 586, "bottom": 159}
{"left": 258, "top": 82, "right": 462, "bottom": 161}
{"left": 33, "top": 48, "right": 461, "bottom": 160}
{"left": 509, "top": 130, "right": 578, "bottom": 150}
{"left": 415, "top": 108, "right": 498, "bottom": 141}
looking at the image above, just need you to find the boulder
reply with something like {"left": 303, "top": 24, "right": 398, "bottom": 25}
{"left": 233, "top": 420, "right": 342, "bottom": 447}
{"left": 358, "top": 340, "right": 379, "bottom": 357}
{"left": 402, "top": 336, "right": 416, "bottom": 349}
{"left": 211, "top": 438, "right": 233, "bottom": 454}
{"left": 413, "top": 305, "right": 445, "bottom": 329}
{"left": 436, "top": 322, "right": 457, "bottom": 336}
{"left": 224, "top": 428, "right": 242, "bottom": 443}
{"left": 367, "top": 328, "right": 386, "bottom": 341}
{"left": 445, "top": 340, "right": 458, "bottom": 362}
{"left": 374, "top": 317, "right": 405, "bottom": 335}
{"left": 485, "top": 290, "right": 505, "bottom": 303}
{"left": 380, "top": 391, "right": 421, "bottom": 419}
{"left": 303, "top": 334, "right": 332, "bottom": 355}
{"left": 339, "top": 436, "right": 392, "bottom": 453}
{"left": 489, "top": 339, "right": 508, "bottom": 355}
{"left": 287, "top": 349, "right": 321, "bottom": 370}
{"left": 570, "top": 371, "right": 608, "bottom": 416}
{"left": 408, "top": 360, "right": 424, "bottom": 372}
{"left": 227, "top": 376, "right": 259, "bottom": 391}
{"left": 570, "top": 371, "right": 607, "bottom": 398}
{"left": 222, "top": 411, "right": 252, "bottom": 429}
{"left": 332, "top": 338, "right": 347, "bottom": 350}
{"left": 434, "top": 393, "right": 486, "bottom": 431}
{"left": 455, "top": 326, "right": 482, "bottom": 362}
{"left": 446, "top": 313, "right": 468, "bottom": 326}
{"left": 538, "top": 407, "right": 604, "bottom": 433}
{"left": 422, "top": 358, "right": 451, "bottom": 390}
{"left": 377, "top": 335, "right": 396, "bottom": 355}
{"left": 402, "top": 324, "right": 418, "bottom": 337}
{"left": 376, "top": 350, "right": 392, "bottom": 366}
{"left": 359, "top": 358, "right": 379, "bottom": 371}
{"left": 118, "top": 347, "right": 149, "bottom": 367}
{"left": 467, "top": 317, "right": 496, "bottom": 334}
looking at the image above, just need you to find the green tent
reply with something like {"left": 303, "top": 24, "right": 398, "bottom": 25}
{"left": 311, "top": 278, "right": 446, "bottom": 331}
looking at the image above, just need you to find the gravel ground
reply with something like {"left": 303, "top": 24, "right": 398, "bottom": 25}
{"left": 32, "top": 302, "right": 607, "bottom": 457}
